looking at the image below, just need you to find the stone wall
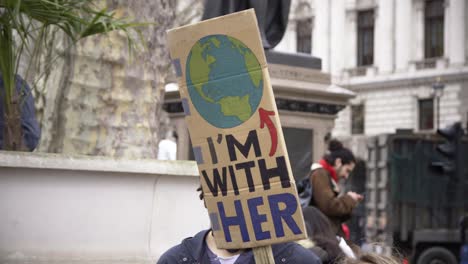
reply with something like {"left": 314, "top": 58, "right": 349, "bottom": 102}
{"left": 333, "top": 83, "right": 463, "bottom": 137}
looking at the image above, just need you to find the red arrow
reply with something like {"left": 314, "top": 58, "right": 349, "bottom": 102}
{"left": 259, "top": 107, "right": 278, "bottom": 157}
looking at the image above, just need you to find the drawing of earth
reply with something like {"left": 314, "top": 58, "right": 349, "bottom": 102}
{"left": 185, "top": 34, "right": 263, "bottom": 128}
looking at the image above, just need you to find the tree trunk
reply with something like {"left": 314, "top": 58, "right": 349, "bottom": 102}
{"left": 39, "top": 0, "right": 177, "bottom": 158}
{"left": 3, "top": 101, "right": 26, "bottom": 151}
{"left": 35, "top": 0, "right": 203, "bottom": 157}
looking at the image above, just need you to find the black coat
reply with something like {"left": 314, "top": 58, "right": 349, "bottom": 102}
{"left": 157, "top": 229, "right": 322, "bottom": 264}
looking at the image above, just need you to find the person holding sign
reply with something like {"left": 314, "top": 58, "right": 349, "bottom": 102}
{"left": 301, "top": 139, "right": 363, "bottom": 237}
{"left": 167, "top": 8, "right": 314, "bottom": 263}
{"left": 157, "top": 188, "right": 322, "bottom": 264}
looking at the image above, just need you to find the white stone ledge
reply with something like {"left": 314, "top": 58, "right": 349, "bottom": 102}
{"left": 0, "top": 151, "right": 199, "bottom": 177}
{"left": 0, "top": 151, "right": 209, "bottom": 263}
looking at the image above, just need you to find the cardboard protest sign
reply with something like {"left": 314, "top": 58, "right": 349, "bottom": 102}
{"left": 167, "top": 9, "right": 306, "bottom": 249}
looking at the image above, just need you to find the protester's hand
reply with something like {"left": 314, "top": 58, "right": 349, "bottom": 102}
{"left": 347, "top": 191, "right": 364, "bottom": 202}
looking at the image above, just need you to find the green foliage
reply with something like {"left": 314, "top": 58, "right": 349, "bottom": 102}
{"left": 0, "top": 23, "right": 14, "bottom": 113}
{"left": 0, "top": 0, "right": 149, "bottom": 114}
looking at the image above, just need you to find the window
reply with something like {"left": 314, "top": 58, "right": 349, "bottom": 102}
{"left": 357, "top": 10, "right": 374, "bottom": 66}
{"left": 465, "top": 111, "right": 468, "bottom": 131}
{"left": 466, "top": 2, "right": 468, "bottom": 61}
{"left": 419, "top": 98, "right": 434, "bottom": 130}
{"left": 351, "top": 104, "right": 365, "bottom": 134}
{"left": 424, "top": 0, "right": 444, "bottom": 58}
{"left": 466, "top": 111, "right": 468, "bottom": 131}
{"left": 296, "top": 18, "right": 312, "bottom": 54}
{"left": 283, "top": 127, "right": 313, "bottom": 180}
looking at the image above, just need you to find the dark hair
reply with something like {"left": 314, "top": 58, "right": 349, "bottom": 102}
{"left": 323, "top": 139, "right": 355, "bottom": 166}
{"left": 303, "top": 206, "right": 344, "bottom": 262}
{"left": 303, "top": 206, "right": 335, "bottom": 238}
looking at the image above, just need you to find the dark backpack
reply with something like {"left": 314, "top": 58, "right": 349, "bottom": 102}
{"left": 297, "top": 165, "right": 325, "bottom": 208}
{"left": 297, "top": 174, "right": 314, "bottom": 208}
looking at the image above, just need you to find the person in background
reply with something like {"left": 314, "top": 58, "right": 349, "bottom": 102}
{"left": 303, "top": 139, "right": 363, "bottom": 237}
{"left": 157, "top": 130, "right": 178, "bottom": 160}
{"left": 157, "top": 187, "right": 322, "bottom": 264}
{"left": 0, "top": 74, "right": 40, "bottom": 151}
{"left": 298, "top": 206, "right": 358, "bottom": 264}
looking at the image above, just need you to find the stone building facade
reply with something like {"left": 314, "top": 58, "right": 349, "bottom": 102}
{"left": 275, "top": 0, "right": 468, "bottom": 141}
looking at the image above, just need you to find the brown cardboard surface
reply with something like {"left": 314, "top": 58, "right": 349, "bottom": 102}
{"left": 167, "top": 9, "right": 306, "bottom": 249}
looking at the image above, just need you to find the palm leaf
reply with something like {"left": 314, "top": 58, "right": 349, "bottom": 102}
{"left": 0, "top": 0, "right": 150, "bottom": 113}
{"left": 0, "top": 23, "right": 15, "bottom": 114}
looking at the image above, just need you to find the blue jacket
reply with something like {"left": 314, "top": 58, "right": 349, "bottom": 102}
{"left": 157, "top": 229, "right": 322, "bottom": 264}
{"left": 0, "top": 74, "right": 40, "bottom": 150}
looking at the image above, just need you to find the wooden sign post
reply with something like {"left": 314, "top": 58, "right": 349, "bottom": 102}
{"left": 167, "top": 9, "right": 306, "bottom": 262}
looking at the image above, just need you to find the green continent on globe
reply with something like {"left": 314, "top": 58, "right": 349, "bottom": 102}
{"left": 186, "top": 34, "right": 264, "bottom": 128}
{"left": 218, "top": 95, "right": 252, "bottom": 122}
{"left": 227, "top": 36, "right": 262, "bottom": 88}
{"left": 188, "top": 40, "right": 216, "bottom": 103}
{"left": 210, "top": 37, "right": 221, "bottom": 48}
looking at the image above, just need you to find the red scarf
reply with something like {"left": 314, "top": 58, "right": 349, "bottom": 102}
{"left": 319, "top": 159, "right": 338, "bottom": 183}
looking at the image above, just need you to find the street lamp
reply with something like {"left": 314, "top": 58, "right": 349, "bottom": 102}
{"left": 432, "top": 77, "right": 445, "bottom": 130}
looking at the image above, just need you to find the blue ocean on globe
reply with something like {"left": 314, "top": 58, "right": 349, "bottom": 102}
{"left": 185, "top": 34, "right": 263, "bottom": 128}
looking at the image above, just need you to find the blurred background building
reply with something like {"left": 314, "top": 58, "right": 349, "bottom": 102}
{"left": 275, "top": 0, "right": 467, "bottom": 150}
{"left": 272, "top": 0, "right": 468, "bottom": 258}
{"left": 163, "top": 0, "right": 468, "bottom": 162}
